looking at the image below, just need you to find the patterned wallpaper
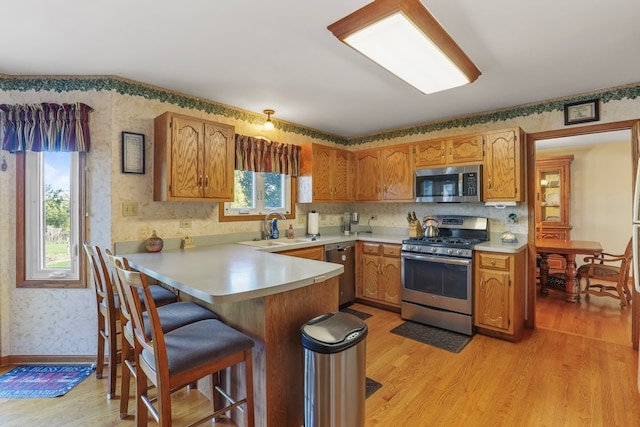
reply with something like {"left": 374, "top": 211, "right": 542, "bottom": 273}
{"left": 2, "top": 74, "right": 640, "bottom": 358}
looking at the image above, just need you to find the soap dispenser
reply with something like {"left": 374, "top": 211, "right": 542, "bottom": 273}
{"left": 271, "top": 218, "right": 279, "bottom": 239}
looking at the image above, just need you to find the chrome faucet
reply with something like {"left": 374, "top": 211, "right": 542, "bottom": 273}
{"left": 264, "top": 211, "right": 287, "bottom": 239}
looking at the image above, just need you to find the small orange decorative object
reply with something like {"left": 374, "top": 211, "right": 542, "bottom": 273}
{"left": 145, "top": 231, "right": 164, "bottom": 253}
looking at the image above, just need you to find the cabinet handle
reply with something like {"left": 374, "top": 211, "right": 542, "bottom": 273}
{"left": 480, "top": 278, "right": 484, "bottom": 291}
{"left": 449, "top": 146, "right": 452, "bottom": 156}
{"left": 441, "top": 147, "right": 445, "bottom": 157}
{"left": 205, "top": 175, "right": 209, "bottom": 189}
{"left": 198, "top": 175, "right": 203, "bottom": 189}
{"left": 488, "top": 178, "right": 492, "bottom": 189}
{"left": 491, "top": 260, "right": 496, "bottom": 266}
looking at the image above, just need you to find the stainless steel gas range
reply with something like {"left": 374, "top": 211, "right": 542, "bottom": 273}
{"left": 401, "top": 215, "right": 489, "bottom": 336}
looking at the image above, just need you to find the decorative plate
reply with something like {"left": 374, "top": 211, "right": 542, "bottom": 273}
{"left": 543, "top": 192, "right": 560, "bottom": 206}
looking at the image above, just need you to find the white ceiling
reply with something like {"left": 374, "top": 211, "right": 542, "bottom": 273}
{"left": 2, "top": 0, "right": 640, "bottom": 138}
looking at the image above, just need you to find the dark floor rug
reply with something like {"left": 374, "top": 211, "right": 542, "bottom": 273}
{"left": 390, "top": 321, "right": 472, "bottom": 353}
{"left": 0, "top": 364, "right": 95, "bottom": 398}
{"left": 340, "top": 307, "right": 372, "bottom": 320}
{"left": 366, "top": 377, "right": 382, "bottom": 399}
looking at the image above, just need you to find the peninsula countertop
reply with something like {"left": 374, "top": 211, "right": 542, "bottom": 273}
{"left": 123, "top": 243, "right": 344, "bottom": 304}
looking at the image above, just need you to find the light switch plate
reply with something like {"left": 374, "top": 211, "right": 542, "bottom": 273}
{"left": 122, "top": 201, "right": 138, "bottom": 217}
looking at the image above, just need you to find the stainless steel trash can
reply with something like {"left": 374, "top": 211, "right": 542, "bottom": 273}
{"left": 301, "top": 311, "right": 368, "bottom": 427}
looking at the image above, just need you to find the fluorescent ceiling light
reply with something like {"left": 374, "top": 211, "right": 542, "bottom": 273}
{"left": 328, "top": 0, "right": 481, "bottom": 94}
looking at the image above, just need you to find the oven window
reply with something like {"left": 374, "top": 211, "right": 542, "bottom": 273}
{"left": 403, "top": 257, "right": 469, "bottom": 300}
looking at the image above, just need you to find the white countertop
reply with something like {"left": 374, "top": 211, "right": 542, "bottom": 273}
{"left": 122, "top": 231, "right": 525, "bottom": 305}
{"left": 474, "top": 233, "right": 528, "bottom": 253}
{"left": 244, "top": 232, "right": 405, "bottom": 253}
{"left": 124, "top": 243, "right": 344, "bottom": 304}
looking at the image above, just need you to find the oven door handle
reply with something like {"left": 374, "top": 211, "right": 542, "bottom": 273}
{"left": 401, "top": 252, "right": 471, "bottom": 266}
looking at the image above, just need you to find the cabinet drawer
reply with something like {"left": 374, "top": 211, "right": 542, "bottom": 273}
{"left": 361, "top": 243, "right": 382, "bottom": 255}
{"left": 382, "top": 244, "right": 401, "bottom": 257}
{"left": 478, "top": 253, "right": 510, "bottom": 270}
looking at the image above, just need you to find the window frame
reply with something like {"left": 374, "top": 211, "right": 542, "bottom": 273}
{"left": 218, "top": 174, "right": 297, "bottom": 222}
{"left": 16, "top": 151, "right": 87, "bottom": 288}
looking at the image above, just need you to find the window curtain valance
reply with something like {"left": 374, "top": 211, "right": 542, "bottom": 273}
{"left": 235, "top": 134, "right": 301, "bottom": 176}
{"left": 0, "top": 102, "right": 93, "bottom": 152}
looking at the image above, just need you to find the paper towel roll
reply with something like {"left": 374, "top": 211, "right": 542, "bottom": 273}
{"left": 308, "top": 212, "right": 319, "bottom": 235}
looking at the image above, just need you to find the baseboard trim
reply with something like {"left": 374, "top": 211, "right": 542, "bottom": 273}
{"left": 1, "top": 354, "right": 96, "bottom": 368}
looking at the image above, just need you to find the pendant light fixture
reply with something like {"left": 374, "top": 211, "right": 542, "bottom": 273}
{"left": 328, "top": 0, "right": 481, "bottom": 94}
{"left": 263, "top": 109, "right": 275, "bottom": 130}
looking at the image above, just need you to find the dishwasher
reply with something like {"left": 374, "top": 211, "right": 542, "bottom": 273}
{"left": 325, "top": 242, "right": 355, "bottom": 306}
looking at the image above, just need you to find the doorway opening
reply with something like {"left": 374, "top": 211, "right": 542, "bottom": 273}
{"left": 526, "top": 120, "right": 640, "bottom": 347}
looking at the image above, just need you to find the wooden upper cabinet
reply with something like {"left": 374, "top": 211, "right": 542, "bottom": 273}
{"left": 447, "top": 134, "right": 484, "bottom": 164}
{"left": 355, "top": 144, "right": 413, "bottom": 201}
{"left": 154, "top": 112, "right": 235, "bottom": 202}
{"left": 414, "top": 139, "right": 446, "bottom": 167}
{"left": 355, "top": 150, "right": 382, "bottom": 201}
{"left": 298, "top": 143, "right": 352, "bottom": 203}
{"left": 382, "top": 145, "right": 413, "bottom": 200}
{"left": 414, "top": 134, "right": 483, "bottom": 168}
{"left": 483, "top": 128, "right": 525, "bottom": 202}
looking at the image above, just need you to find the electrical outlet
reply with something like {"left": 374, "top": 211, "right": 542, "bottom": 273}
{"left": 297, "top": 215, "right": 305, "bottom": 225}
{"left": 180, "top": 219, "right": 192, "bottom": 228}
{"left": 122, "top": 201, "right": 138, "bottom": 217}
{"left": 320, "top": 214, "right": 326, "bottom": 221}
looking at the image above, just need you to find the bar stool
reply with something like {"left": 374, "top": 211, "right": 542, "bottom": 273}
{"left": 103, "top": 249, "right": 219, "bottom": 419}
{"left": 115, "top": 262, "right": 255, "bottom": 427}
{"left": 84, "top": 243, "right": 120, "bottom": 399}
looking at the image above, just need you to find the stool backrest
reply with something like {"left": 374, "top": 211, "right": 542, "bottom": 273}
{"left": 83, "top": 243, "right": 117, "bottom": 315}
{"left": 115, "top": 263, "right": 165, "bottom": 368}
{"left": 104, "top": 251, "right": 133, "bottom": 326}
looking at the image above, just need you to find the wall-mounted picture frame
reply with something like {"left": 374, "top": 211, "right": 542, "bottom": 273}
{"left": 121, "top": 131, "right": 145, "bottom": 174}
{"left": 564, "top": 99, "right": 600, "bottom": 125}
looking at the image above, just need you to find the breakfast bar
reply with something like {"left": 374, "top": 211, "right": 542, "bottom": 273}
{"left": 124, "top": 243, "right": 344, "bottom": 427}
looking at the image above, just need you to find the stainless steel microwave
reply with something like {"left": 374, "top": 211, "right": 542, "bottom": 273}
{"left": 415, "top": 165, "right": 482, "bottom": 203}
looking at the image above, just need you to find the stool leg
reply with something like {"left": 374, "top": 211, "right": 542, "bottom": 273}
{"left": 119, "top": 339, "right": 132, "bottom": 418}
{"left": 244, "top": 349, "right": 255, "bottom": 427}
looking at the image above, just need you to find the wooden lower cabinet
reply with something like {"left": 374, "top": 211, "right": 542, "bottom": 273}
{"left": 356, "top": 241, "right": 401, "bottom": 309}
{"left": 474, "top": 249, "right": 526, "bottom": 341}
{"left": 278, "top": 245, "right": 324, "bottom": 261}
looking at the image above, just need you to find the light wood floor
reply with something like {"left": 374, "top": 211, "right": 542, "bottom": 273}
{"left": 1, "top": 292, "right": 639, "bottom": 426}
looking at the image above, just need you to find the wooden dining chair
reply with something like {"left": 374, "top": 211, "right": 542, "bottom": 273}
{"left": 115, "top": 262, "right": 255, "bottom": 427}
{"left": 104, "top": 250, "right": 219, "bottom": 419}
{"left": 577, "top": 238, "right": 633, "bottom": 307}
{"left": 84, "top": 243, "right": 120, "bottom": 399}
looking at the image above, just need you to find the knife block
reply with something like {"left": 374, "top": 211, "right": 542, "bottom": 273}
{"left": 408, "top": 221, "right": 423, "bottom": 238}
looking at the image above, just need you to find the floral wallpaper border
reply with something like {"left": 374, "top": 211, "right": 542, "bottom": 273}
{"left": 2, "top": 74, "right": 640, "bottom": 147}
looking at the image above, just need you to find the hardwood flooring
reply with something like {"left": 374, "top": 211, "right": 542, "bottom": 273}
{"left": 1, "top": 293, "right": 639, "bottom": 426}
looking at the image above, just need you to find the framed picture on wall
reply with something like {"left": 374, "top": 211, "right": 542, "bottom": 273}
{"left": 121, "top": 131, "right": 145, "bottom": 174}
{"left": 564, "top": 99, "right": 600, "bottom": 125}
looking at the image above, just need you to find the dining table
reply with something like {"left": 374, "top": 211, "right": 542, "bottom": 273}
{"left": 536, "top": 239, "right": 603, "bottom": 303}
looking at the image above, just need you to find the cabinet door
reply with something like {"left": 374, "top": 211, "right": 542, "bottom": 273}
{"left": 483, "top": 129, "right": 524, "bottom": 201}
{"left": 382, "top": 145, "right": 413, "bottom": 200}
{"left": 332, "top": 148, "right": 351, "bottom": 202}
{"left": 414, "top": 140, "right": 446, "bottom": 167}
{"left": 475, "top": 269, "right": 511, "bottom": 331}
{"left": 311, "top": 145, "right": 334, "bottom": 201}
{"left": 280, "top": 246, "right": 324, "bottom": 261}
{"left": 355, "top": 150, "right": 382, "bottom": 201}
{"left": 171, "top": 116, "right": 204, "bottom": 198}
{"left": 202, "top": 121, "right": 234, "bottom": 200}
{"left": 361, "top": 253, "right": 380, "bottom": 299}
{"left": 381, "top": 256, "right": 401, "bottom": 305}
{"left": 447, "top": 134, "right": 484, "bottom": 165}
